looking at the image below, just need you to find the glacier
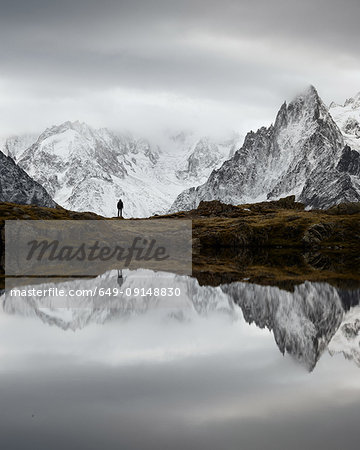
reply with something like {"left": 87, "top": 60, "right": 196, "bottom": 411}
{"left": 1, "top": 122, "right": 241, "bottom": 217}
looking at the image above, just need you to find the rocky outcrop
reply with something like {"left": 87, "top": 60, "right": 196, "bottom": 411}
{"left": 326, "top": 201, "right": 360, "bottom": 215}
{"left": 196, "top": 200, "right": 247, "bottom": 217}
{"left": 337, "top": 146, "right": 360, "bottom": 176}
{"left": 302, "top": 223, "right": 336, "bottom": 246}
{"left": 168, "top": 196, "right": 305, "bottom": 219}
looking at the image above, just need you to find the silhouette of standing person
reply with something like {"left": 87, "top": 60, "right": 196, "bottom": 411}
{"left": 117, "top": 198, "right": 123, "bottom": 218}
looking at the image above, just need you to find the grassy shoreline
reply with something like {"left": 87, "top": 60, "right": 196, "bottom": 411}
{"left": 1, "top": 196, "right": 360, "bottom": 290}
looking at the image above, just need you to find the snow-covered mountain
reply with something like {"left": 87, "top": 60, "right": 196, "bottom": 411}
{"left": 328, "top": 294, "right": 360, "bottom": 367}
{"left": 3, "top": 271, "right": 356, "bottom": 371}
{"left": 171, "top": 86, "right": 360, "bottom": 212}
{"left": 223, "top": 281, "right": 344, "bottom": 371}
{"left": 0, "top": 150, "right": 56, "bottom": 207}
{"left": 4, "top": 123, "right": 239, "bottom": 217}
{"left": 330, "top": 93, "right": 360, "bottom": 152}
{"left": 1, "top": 270, "right": 237, "bottom": 331}
{"left": 4, "top": 86, "right": 360, "bottom": 216}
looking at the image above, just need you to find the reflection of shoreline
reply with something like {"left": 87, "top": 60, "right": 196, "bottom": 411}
{"left": 3, "top": 219, "right": 192, "bottom": 278}
{"left": 193, "top": 248, "right": 360, "bottom": 290}
{"left": 2, "top": 268, "right": 360, "bottom": 372}
{"left": 1, "top": 197, "right": 360, "bottom": 289}
{"left": 2, "top": 247, "right": 360, "bottom": 292}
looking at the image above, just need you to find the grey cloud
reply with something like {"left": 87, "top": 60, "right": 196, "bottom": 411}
{"left": 0, "top": 0, "right": 359, "bottom": 136}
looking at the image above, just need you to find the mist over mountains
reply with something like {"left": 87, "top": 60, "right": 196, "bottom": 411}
{"left": 1, "top": 124, "right": 241, "bottom": 216}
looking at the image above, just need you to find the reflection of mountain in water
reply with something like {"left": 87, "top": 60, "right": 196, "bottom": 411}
{"left": 2, "top": 270, "right": 360, "bottom": 371}
{"left": 2, "top": 270, "right": 236, "bottom": 330}
{"left": 223, "top": 282, "right": 344, "bottom": 371}
{"left": 328, "top": 302, "right": 360, "bottom": 367}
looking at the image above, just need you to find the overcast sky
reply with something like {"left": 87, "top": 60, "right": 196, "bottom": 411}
{"left": 1, "top": 0, "right": 359, "bottom": 138}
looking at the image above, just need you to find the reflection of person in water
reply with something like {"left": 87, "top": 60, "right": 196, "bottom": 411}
{"left": 117, "top": 269, "right": 124, "bottom": 287}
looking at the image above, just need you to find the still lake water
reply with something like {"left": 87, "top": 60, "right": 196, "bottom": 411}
{"left": 1, "top": 269, "right": 360, "bottom": 449}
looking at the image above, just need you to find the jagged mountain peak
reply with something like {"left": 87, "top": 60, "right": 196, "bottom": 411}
{"left": 170, "top": 85, "right": 355, "bottom": 212}
{"left": 292, "top": 84, "right": 319, "bottom": 102}
{"left": 37, "top": 120, "right": 110, "bottom": 146}
{"left": 344, "top": 92, "right": 360, "bottom": 108}
{"left": 44, "top": 120, "right": 90, "bottom": 133}
{"left": 286, "top": 85, "right": 321, "bottom": 109}
{"left": 275, "top": 85, "right": 332, "bottom": 129}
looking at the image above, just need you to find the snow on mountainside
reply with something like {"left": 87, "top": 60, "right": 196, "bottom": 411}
{"left": 328, "top": 300, "right": 360, "bottom": 367}
{"left": 0, "top": 134, "right": 37, "bottom": 159}
{"left": 5, "top": 86, "right": 360, "bottom": 216}
{"left": 176, "top": 135, "right": 241, "bottom": 181}
{"left": 0, "top": 150, "right": 56, "bottom": 207}
{"left": 330, "top": 92, "right": 360, "bottom": 152}
{"left": 171, "top": 86, "right": 360, "bottom": 212}
{"left": 10, "top": 122, "right": 239, "bottom": 217}
{"left": 2, "top": 270, "right": 237, "bottom": 331}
